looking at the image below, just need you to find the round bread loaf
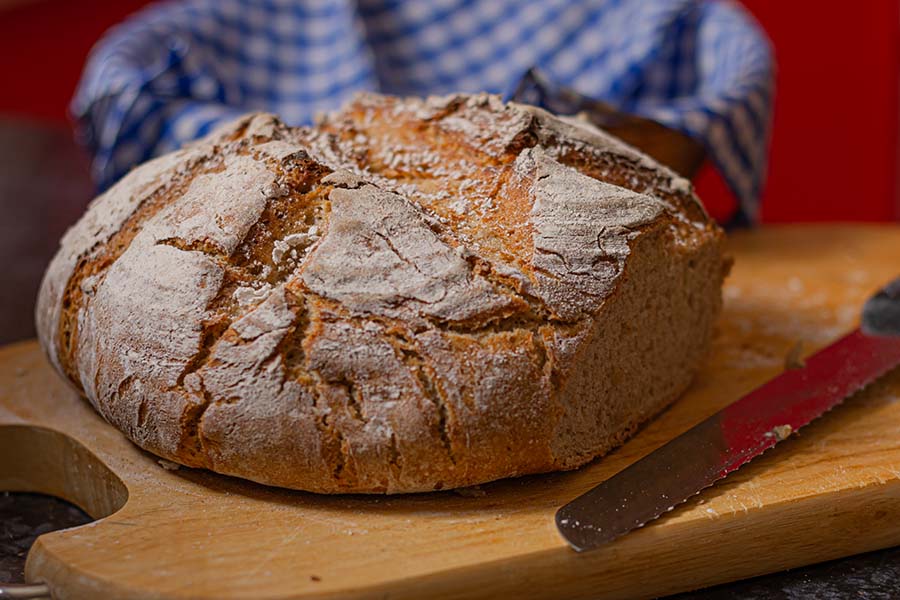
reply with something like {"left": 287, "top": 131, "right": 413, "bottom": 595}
{"left": 37, "top": 93, "right": 727, "bottom": 493}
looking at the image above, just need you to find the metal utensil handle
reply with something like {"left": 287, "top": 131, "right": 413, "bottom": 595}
{"left": 862, "top": 275, "right": 900, "bottom": 336}
{"left": 0, "top": 583, "right": 51, "bottom": 599}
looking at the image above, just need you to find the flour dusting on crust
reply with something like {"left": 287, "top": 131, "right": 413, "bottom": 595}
{"left": 36, "top": 93, "right": 726, "bottom": 493}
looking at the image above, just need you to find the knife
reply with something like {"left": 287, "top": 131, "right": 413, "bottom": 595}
{"left": 556, "top": 276, "right": 900, "bottom": 552}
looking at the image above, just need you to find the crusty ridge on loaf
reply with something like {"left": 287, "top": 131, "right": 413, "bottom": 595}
{"left": 36, "top": 93, "right": 728, "bottom": 493}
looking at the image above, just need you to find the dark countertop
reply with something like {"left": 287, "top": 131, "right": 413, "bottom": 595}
{"left": 0, "top": 117, "right": 897, "bottom": 599}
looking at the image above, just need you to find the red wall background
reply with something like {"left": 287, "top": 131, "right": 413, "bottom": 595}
{"left": 696, "top": 0, "right": 900, "bottom": 223}
{"left": 1, "top": 0, "right": 898, "bottom": 223}
{"left": 0, "top": 0, "right": 152, "bottom": 122}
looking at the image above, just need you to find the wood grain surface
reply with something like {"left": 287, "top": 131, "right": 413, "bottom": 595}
{"left": 2, "top": 224, "right": 899, "bottom": 600}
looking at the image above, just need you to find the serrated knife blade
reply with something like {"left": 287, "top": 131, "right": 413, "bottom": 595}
{"left": 556, "top": 276, "right": 900, "bottom": 552}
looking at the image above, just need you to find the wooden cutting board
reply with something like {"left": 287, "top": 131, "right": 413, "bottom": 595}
{"left": 3, "top": 224, "right": 900, "bottom": 600}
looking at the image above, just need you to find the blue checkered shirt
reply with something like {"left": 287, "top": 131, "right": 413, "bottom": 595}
{"left": 72, "top": 0, "right": 773, "bottom": 224}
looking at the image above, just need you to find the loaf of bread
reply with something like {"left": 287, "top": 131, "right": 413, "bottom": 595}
{"left": 37, "top": 93, "right": 727, "bottom": 493}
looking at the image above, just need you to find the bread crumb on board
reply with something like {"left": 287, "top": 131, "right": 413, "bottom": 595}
{"left": 158, "top": 459, "right": 181, "bottom": 471}
{"left": 765, "top": 424, "right": 793, "bottom": 442}
{"left": 784, "top": 341, "right": 806, "bottom": 370}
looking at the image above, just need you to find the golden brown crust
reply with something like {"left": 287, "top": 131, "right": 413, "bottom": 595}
{"left": 36, "top": 93, "right": 726, "bottom": 493}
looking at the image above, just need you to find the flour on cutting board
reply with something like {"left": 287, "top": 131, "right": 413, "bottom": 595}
{"left": 0, "top": 405, "right": 25, "bottom": 422}
{"left": 717, "top": 275, "right": 869, "bottom": 373}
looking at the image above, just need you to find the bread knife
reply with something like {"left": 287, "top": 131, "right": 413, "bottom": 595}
{"left": 556, "top": 275, "right": 900, "bottom": 551}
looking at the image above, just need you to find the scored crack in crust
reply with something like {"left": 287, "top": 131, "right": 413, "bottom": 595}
{"left": 36, "top": 93, "right": 728, "bottom": 493}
